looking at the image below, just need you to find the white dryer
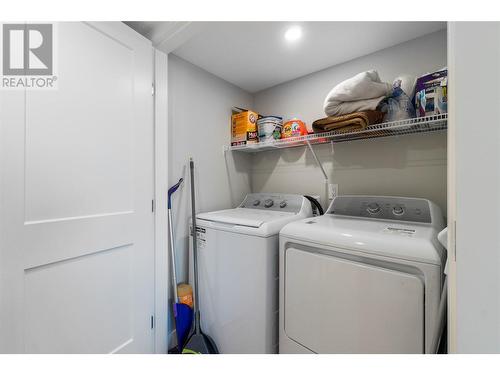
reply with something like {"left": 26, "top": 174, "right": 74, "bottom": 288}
{"left": 279, "top": 195, "right": 445, "bottom": 354}
{"left": 190, "top": 193, "right": 312, "bottom": 354}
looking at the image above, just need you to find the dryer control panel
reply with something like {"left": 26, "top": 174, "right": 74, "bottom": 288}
{"left": 239, "top": 193, "right": 306, "bottom": 214}
{"left": 329, "top": 196, "right": 432, "bottom": 223}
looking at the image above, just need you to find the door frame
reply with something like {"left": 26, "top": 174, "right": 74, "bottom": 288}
{"left": 446, "top": 21, "right": 457, "bottom": 354}
{"left": 153, "top": 48, "right": 169, "bottom": 354}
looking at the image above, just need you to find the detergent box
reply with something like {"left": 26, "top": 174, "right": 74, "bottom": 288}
{"left": 415, "top": 68, "right": 447, "bottom": 117}
{"left": 231, "top": 107, "right": 260, "bottom": 146}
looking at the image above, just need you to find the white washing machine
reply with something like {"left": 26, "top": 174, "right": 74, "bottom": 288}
{"left": 189, "top": 193, "right": 312, "bottom": 354}
{"left": 279, "top": 195, "right": 445, "bottom": 354}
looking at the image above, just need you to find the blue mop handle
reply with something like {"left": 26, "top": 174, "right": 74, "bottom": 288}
{"left": 168, "top": 178, "right": 184, "bottom": 209}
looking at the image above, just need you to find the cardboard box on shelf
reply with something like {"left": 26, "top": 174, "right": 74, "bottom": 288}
{"left": 231, "top": 107, "right": 260, "bottom": 146}
{"left": 415, "top": 68, "right": 448, "bottom": 117}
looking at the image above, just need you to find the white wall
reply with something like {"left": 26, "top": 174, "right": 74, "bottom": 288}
{"left": 168, "top": 54, "right": 254, "bottom": 281}
{"left": 167, "top": 55, "right": 254, "bottom": 339}
{"left": 252, "top": 31, "right": 447, "bottom": 212}
{"left": 448, "top": 22, "right": 500, "bottom": 353}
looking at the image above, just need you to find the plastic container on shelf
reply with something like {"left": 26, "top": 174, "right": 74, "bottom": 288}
{"left": 257, "top": 116, "right": 283, "bottom": 143}
{"left": 282, "top": 118, "right": 308, "bottom": 139}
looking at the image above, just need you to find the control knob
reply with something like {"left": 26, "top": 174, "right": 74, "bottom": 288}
{"left": 392, "top": 206, "right": 405, "bottom": 216}
{"left": 253, "top": 199, "right": 261, "bottom": 206}
{"left": 264, "top": 199, "right": 274, "bottom": 208}
{"left": 366, "top": 202, "right": 381, "bottom": 214}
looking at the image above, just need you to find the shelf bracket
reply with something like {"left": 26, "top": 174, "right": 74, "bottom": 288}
{"left": 306, "top": 140, "right": 329, "bottom": 183}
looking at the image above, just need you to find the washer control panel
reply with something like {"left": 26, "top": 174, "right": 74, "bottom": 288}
{"left": 239, "top": 193, "right": 304, "bottom": 213}
{"left": 329, "top": 196, "right": 432, "bottom": 223}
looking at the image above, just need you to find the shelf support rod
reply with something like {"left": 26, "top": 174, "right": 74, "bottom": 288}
{"left": 306, "top": 140, "right": 329, "bottom": 183}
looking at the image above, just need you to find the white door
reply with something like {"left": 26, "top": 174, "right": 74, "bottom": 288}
{"left": 0, "top": 22, "right": 155, "bottom": 353}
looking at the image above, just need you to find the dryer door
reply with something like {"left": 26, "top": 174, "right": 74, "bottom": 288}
{"left": 284, "top": 247, "right": 424, "bottom": 353}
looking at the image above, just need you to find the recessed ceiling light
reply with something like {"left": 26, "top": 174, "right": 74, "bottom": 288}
{"left": 284, "top": 26, "right": 302, "bottom": 42}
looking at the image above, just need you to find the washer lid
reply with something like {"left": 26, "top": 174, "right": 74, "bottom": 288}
{"left": 280, "top": 214, "right": 445, "bottom": 265}
{"left": 197, "top": 207, "right": 295, "bottom": 228}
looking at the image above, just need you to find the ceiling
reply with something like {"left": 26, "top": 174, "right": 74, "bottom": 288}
{"left": 126, "top": 21, "right": 446, "bottom": 93}
{"left": 124, "top": 21, "right": 196, "bottom": 47}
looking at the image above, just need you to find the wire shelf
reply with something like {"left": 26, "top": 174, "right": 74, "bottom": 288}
{"left": 226, "top": 113, "right": 447, "bottom": 153}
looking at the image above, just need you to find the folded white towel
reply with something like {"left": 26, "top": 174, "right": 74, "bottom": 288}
{"left": 323, "top": 70, "right": 392, "bottom": 117}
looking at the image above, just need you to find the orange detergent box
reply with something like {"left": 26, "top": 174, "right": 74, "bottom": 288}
{"left": 231, "top": 107, "right": 260, "bottom": 146}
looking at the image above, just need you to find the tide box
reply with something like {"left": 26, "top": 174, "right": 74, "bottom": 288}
{"left": 415, "top": 68, "right": 448, "bottom": 117}
{"left": 231, "top": 108, "right": 259, "bottom": 146}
